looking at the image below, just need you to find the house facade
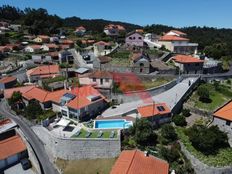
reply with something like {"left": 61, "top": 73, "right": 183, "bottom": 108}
{"left": 41, "top": 44, "right": 59, "bottom": 52}
{"left": 104, "top": 24, "right": 125, "bottom": 36}
{"left": 33, "top": 35, "right": 50, "bottom": 43}
{"left": 125, "top": 31, "right": 144, "bottom": 47}
{"left": 0, "top": 76, "right": 17, "bottom": 89}
{"left": 213, "top": 101, "right": 232, "bottom": 144}
{"left": 131, "top": 53, "right": 151, "bottom": 74}
{"left": 26, "top": 65, "right": 61, "bottom": 82}
{"left": 158, "top": 30, "right": 198, "bottom": 54}
{"left": 79, "top": 71, "right": 113, "bottom": 89}
{"left": 172, "top": 55, "right": 204, "bottom": 74}
{"left": 24, "top": 45, "right": 41, "bottom": 53}
{"left": 74, "top": 26, "right": 86, "bottom": 36}
{"left": 7, "top": 85, "right": 108, "bottom": 122}
{"left": 93, "top": 41, "right": 112, "bottom": 56}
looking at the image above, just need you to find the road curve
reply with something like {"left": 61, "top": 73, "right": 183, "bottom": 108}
{"left": 0, "top": 100, "right": 59, "bottom": 174}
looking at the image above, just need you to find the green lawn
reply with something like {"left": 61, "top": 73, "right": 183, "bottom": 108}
{"left": 109, "top": 50, "right": 131, "bottom": 66}
{"left": 188, "top": 83, "right": 232, "bottom": 111}
{"left": 71, "top": 129, "right": 116, "bottom": 139}
{"left": 56, "top": 158, "right": 117, "bottom": 174}
{"left": 142, "top": 77, "right": 174, "bottom": 89}
{"left": 176, "top": 127, "right": 232, "bottom": 167}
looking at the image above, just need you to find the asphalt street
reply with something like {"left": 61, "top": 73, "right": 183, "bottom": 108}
{"left": 0, "top": 100, "right": 59, "bottom": 174}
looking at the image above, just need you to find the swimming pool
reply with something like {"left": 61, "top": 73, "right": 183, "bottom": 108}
{"left": 94, "top": 119, "right": 133, "bottom": 129}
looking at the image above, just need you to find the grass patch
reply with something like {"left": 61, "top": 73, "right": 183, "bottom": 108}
{"left": 176, "top": 127, "right": 232, "bottom": 167}
{"left": 142, "top": 77, "right": 174, "bottom": 89}
{"left": 188, "top": 83, "right": 232, "bottom": 111}
{"left": 71, "top": 129, "right": 117, "bottom": 139}
{"left": 37, "top": 110, "right": 56, "bottom": 121}
{"left": 43, "top": 76, "right": 66, "bottom": 84}
{"left": 109, "top": 50, "right": 131, "bottom": 66}
{"left": 56, "top": 158, "right": 117, "bottom": 174}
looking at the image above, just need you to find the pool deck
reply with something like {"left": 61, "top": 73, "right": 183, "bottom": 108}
{"left": 95, "top": 116, "right": 136, "bottom": 122}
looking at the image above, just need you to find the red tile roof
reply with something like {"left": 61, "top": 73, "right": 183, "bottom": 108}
{"left": 173, "top": 55, "right": 204, "bottom": 64}
{"left": 159, "top": 35, "right": 189, "bottom": 41}
{"left": 214, "top": 101, "right": 232, "bottom": 121}
{"left": 27, "top": 65, "right": 60, "bottom": 76}
{"left": 43, "top": 44, "right": 59, "bottom": 49}
{"left": 169, "top": 30, "right": 187, "bottom": 36}
{"left": 94, "top": 41, "right": 111, "bottom": 46}
{"left": 20, "top": 85, "right": 106, "bottom": 109}
{"left": 105, "top": 24, "right": 125, "bottom": 31}
{"left": 137, "top": 103, "right": 171, "bottom": 118}
{"left": 110, "top": 150, "right": 169, "bottom": 174}
{"left": 0, "top": 76, "right": 16, "bottom": 84}
{"left": 0, "top": 135, "right": 27, "bottom": 160}
{"left": 4, "top": 85, "right": 35, "bottom": 99}
{"left": 89, "top": 71, "right": 112, "bottom": 79}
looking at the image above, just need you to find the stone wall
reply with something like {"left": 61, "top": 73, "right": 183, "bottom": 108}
{"left": 180, "top": 142, "right": 232, "bottom": 174}
{"left": 32, "top": 126, "right": 121, "bottom": 160}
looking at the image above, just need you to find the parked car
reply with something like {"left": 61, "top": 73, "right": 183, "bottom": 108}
{"left": 20, "top": 158, "right": 32, "bottom": 170}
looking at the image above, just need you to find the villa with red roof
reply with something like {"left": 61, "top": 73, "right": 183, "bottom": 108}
{"left": 74, "top": 26, "right": 86, "bottom": 35}
{"left": 137, "top": 103, "right": 171, "bottom": 126}
{"left": 26, "top": 65, "right": 60, "bottom": 82}
{"left": 213, "top": 100, "right": 232, "bottom": 144}
{"left": 172, "top": 55, "right": 204, "bottom": 74}
{"left": 93, "top": 41, "right": 112, "bottom": 56}
{"left": 110, "top": 149, "right": 169, "bottom": 174}
{"left": 104, "top": 24, "right": 125, "bottom": 36}
{"left": 0, "top": 76, "right": 17, "bottom": 89}
{"left": 158, "top": 30, "right": 198, "bottom": 54}
{"left": 4, "top": 85, "right": 108, "bottom": 121}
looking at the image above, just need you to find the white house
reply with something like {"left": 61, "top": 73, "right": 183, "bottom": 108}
{"left": 24, "top": 45, "right": 41, "bottom": 53}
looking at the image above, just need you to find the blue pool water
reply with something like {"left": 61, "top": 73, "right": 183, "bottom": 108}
{"left": 95, "top": 119, "right": 133, "bottom": 129}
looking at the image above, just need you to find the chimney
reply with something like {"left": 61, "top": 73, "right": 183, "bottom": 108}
{"left": 144, "top": 151, "right": 149, "bottom": 157}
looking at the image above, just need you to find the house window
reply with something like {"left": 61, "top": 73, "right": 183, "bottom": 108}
{"left": 138, "top": 37, "right": 142, "bottom": 40}
{"left": 133, "top": 37, "right": 136, "bottom": 40}
{"left": 105, "top": 78, "right": 109, "bottom": 82}
{"left": 93, "top": 78, "right": 96, "bottom": 82}
{"left": 195, "top": 63, "right": 199, "bottom": 66}
{"left": 129, "top": 37, "right": 132, "bottom": 40}
{"left": 100, "top": 79, "right": 103, "bottom": 85}
{"left": 226, "top": 120, "right": 231, "bottom": 126}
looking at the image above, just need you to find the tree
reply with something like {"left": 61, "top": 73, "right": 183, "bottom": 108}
{"left": 129, "top": 118, "right": 157, "bottom": 146}
{"left": 24, "top": 100, "right": 43, "bottom": 120}
{"left": 160, "top": 145, "right": 180, "bottom": 163}
{"left": 172, "top": 114, "right": 187, "bottom": 127}
{"left": 160, "top": 124, "right": 177, "bottom": 143}
{"left": 197, "top": 85, "right": 211, "bottom": 103}
{"left": 187, "top": 125, "right": 229, "bottom": 155}
{"left": 8, "top": 91, "right": 22, "bottom": 106}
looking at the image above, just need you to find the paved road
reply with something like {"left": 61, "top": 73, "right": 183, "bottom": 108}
{"left": 0, "top": 100, "right": 59, "bottom": 174}
{"left": 102, "top": 77, "right": 198, "bottom": 117}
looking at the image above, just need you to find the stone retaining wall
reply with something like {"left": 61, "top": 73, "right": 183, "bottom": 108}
{"left": 32, "top": 126, "right": 121, "bottom": 160}
{"left": 180, "top": 142, "right": 232, "bottom": 174}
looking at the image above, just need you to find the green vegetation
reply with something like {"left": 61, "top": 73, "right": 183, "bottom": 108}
{"left": 56, "top": 158, "right": 117, "bottom": 174}
{"left": 71, "top": 129, "right": 116, "bottom": 139}
{"left": 43, "top": 76, "right": 66, "bottom": 84}
{"left": 172, "top": 114, "right": 187, "bottom": 127}
{"left": 8, "top": 91, "right": 22, "bottom": 106}
{"left": 160, "top": 124, "right": 178, "bottom": 144}
{"left": 186, "top": 125, "right": 229, "bottom": 155}
{"left": 37, "top": 110, "right": 56, "bottom": 121}
{"left": 176, "top": 127, "right": 232, "bottom": 167}
{"left": 188, "top": 82, "right": 232, "bottom": 111}
{"left": 24, "top": 100, "right": 43, "bottom": 120}
{"left": 142, "top": 77, "right": 174, "bottom": 89}
{"left": 109, "top": 50, "right": 131, "bottom": 66}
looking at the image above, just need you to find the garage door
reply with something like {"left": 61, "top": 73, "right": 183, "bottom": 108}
{"left": 0, "top": 160, "right": 6, "bottom": 170}
{"left": 6, "top": 154, "right": 18, "bottom": 166}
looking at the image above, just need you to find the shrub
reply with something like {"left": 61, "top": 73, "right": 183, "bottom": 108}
{"left": 160, "top": 124, "right": 178, "bottom": 143}
{"left": 182, "top": 109, "right": 191, "bottom": 117}
{"left": 173, "top": 114, "right": 187, "bottom": 127}
{"left": 187, "top": 125, "right": 229, "bottom": 155}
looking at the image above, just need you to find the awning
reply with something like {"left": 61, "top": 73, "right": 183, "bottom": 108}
{"left": 56, "top": 119, "right": 70, "bottom": 127}
{"left": 75, "top": 67, "right": 89, "bottom": 74}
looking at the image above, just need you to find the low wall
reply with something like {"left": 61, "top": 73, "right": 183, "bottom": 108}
{"left": 33, "top": 126, "right": 121, "bottom": 160}
{"left": 180, "top": 142, "right": 232, "bottom": 174}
